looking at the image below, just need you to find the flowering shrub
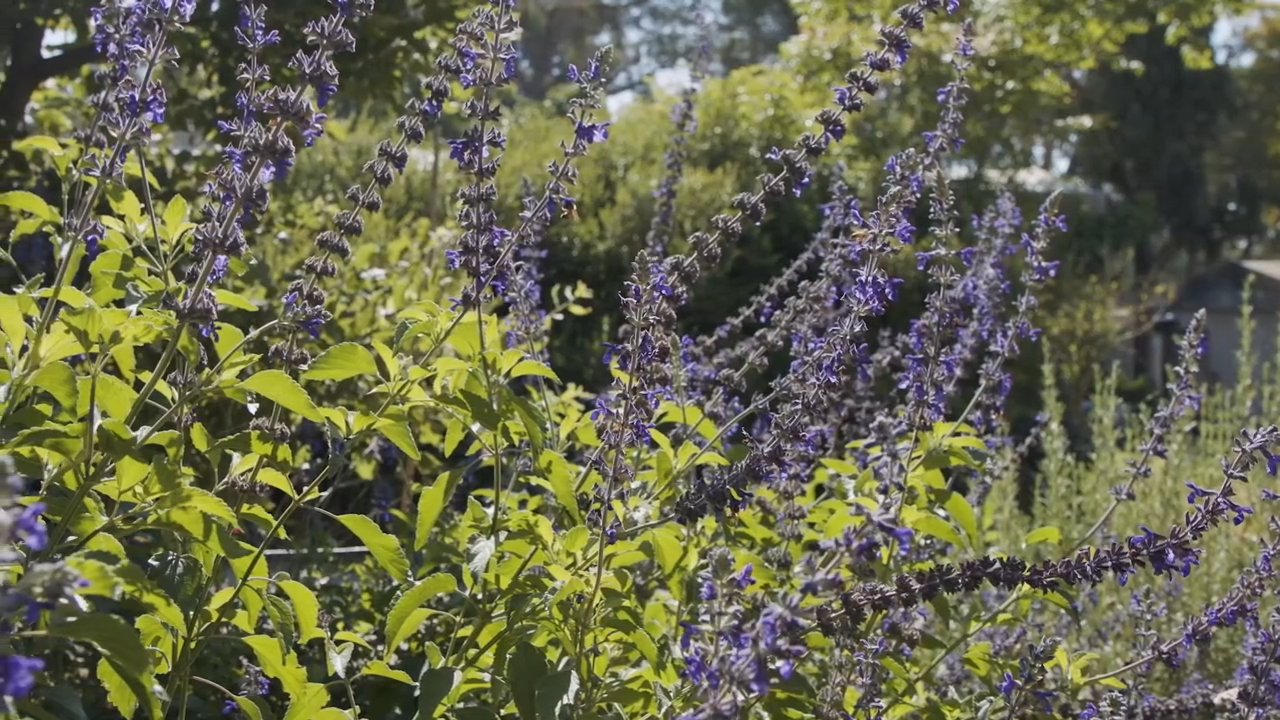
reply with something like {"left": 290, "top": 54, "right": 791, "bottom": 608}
{"left": 1, "top": 0, "right": 1279, "bottom": 719}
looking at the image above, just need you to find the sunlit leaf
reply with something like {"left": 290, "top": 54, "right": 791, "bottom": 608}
{"left": 336, "top": 514, "right": 409, "bottom": 582}
{"left": 237, "top": 370, "right": 323, "bottom": 422}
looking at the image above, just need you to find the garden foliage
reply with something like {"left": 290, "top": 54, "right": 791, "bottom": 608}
{"left": 2, "top": 0, "right": 1280, "bottom": 719}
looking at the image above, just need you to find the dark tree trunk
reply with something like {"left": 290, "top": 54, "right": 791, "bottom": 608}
{"left": 0, "top": 12, "right": 98, "bottom": 178}
{"left": 0, "top": 15, "right": 47, "bottom": 149}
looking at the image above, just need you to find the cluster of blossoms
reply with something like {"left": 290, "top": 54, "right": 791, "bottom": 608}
{"left": 820, "top": 424, "right": 1277, "bottom": 632}
{"left": 674, "top": 18, "right": 986, "bottom": 536}
{"left": 504, "top": 50, "right": 614, "bottom": 354}
{"left": 676, "top": 553, "right": 809, "bottom": 719}
{"left": 190, "top": 0, "right": 372, "bottom": 355}
{"left": 66, "top": 0, "right": 195, "bottom": 259}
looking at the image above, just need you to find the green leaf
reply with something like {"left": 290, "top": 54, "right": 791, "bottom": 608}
{"left": 336, "top": 514, "right": 409, "bottom": 582}
{"left": 91, "top": 373, "right": 140, "bottom": 421}
{"left": 277, "top": 579, "right": 323, "bottom": 642}
{"left": 265, "top": 594, "right": 297, "bottom": 649}
{"left": 258, "top": 467, "right": 298, "bottom": 498}
{"left": 53, "top": 617, "right": 160, "bottom": 719}
{"left": 942, "top": 491, "right": 979, "bottom": 546}
{"left": 644, "top": 526, "right": 684, "bottom": 578}
{"left": 443, "top": 418, "right": 466, "bottom": 457}
{"left": 508, "top": 641, "right": 549, "bottom": 720}
{"left": 107, "top": 187, "right": 143, "bottom": 224}
{"left": 96, "top": 657, "right": 151, "bottom": 720}
{"left": 1025, "top": 526, "right": 1062, "bottom": 546}
{"left": 243, "top": 634, "right": 310, "bottom": 700}
{"left": 314, "top": 710, "right": 353, "bottom": 720}
{"left": 302, "top": 342, "right": 380, "bottom": 382}
{"left": 414, "top": 667, "right": 459, "bottom": 720}
{"left": 0, "top": 294, "right": 28, "bottom": 353}
{"left": 360, "top": 660, "right": 415, "bottom": 684}
{"left": 415, "top": 470, "right": 460, "bottom": 551}
{"left": 508, "top": 359, "right": 560, "bottom": 383}
{"left": 0, "top": 190, "right": 59, "bottom": 221}
{"left": 158, "top": 486, "right": 238, "bottom": 526}
{"left": 377, "top": 418, "right": 421, "bottom": 461}
{"left": 384, "top": 573, "right": 457, "bottom": 659}
{"left": 14, "top": 135, "right": 65, "bottom": 156}
{"left": 215, "top": 289, "right": 259, "bottom": 312}
{"left": 910, "top": 515, "right": 966, "bottom": 549}
{"left": 30, "top": 361, "right": 78, "bottom": 410}
{"left": 229, "top": 697, "right": 265, "bottom": 720}
{"left": 162, "top": 195, "right": 189, "bottom": 235}
{"left": 282, "top": 683, "right": 330, "bottom": 720}
{"left": 535, "top": 671, "right": 578, "bottom": 720}
{"left": 237, "top": 370, "right": 323, "bottom": 422}
{"left": 334, "top": 631, "right": 373, "bottom": 650}
{"left": 538, "top": 450, "right": 581, "bottom": 524}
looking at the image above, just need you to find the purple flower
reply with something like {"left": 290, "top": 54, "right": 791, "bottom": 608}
{"left": 1, "top": 655, "right": 44, "bottom": 699}
{"left": 14, "top": 502, "right": 47, "bottom": 551}
{"left": 998, "top": 671, "right": 1018, "bottom": 697}
{"left": 574, "top": 120, "right": 611, "bottom": 144}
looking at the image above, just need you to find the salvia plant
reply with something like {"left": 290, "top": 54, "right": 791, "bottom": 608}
{"left": 1, "top": 0, "right": 1279, "bottom": 718}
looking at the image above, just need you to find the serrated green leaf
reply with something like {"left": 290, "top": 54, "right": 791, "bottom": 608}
{"left": 282, "top": 683, "right": 330, "bottom": 720}
{"left": 443, "top": 418, "right": 466, "bottom": 457}
{"left": 265, "top": 594, "right": 297, "bottom": 649}
{"left": 158, "top": 486, "right": 237, "bottom": 526}
{"left": 107, "top": 187, "right": 143, "bottom": 224}
{"left": 97, "top": 657, "right": 140, "bottom": 720}
{"left": 277, "top": 579, "right": 323, "bottom": 642}
{"left": 257, "top": 467, "right": 298, "bottom": 498}
{"left": 90, "top": 373, "right": 139, "bottom": 421}
{"left": 0, "top": 190, "right": 59, "bottom": 221}
{"left": 30, "top": 360, "right": 77, "bottom": 410}
{"left": 336, "top": 514, "right": 409, "bottom": 582}
{"left": 644, "top": 526, "right": 683, "bottom": 578}
{"left": 237, "top": 370, "right": 322, "bottom": 422}
{"left": 377, "top": 418, "right": 421, "bottom": 461}
{"left": 162, "top": 195, "right": 188, "bottom": 235}
{"left": 243, "top": 634, "right": 309, "bottom": 700}
{"left": 333, "top": 630, "right": 372, "bottom": 650}
{"left": 384, "top": 573, "right": 457, "bottom": 659}
{"left": 302, "top": 342, "right": 380, "bottom": 381}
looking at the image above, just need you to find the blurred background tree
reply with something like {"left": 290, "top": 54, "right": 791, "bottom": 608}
{"left": 0, "top": 0, "right": 467, "bottom": 149}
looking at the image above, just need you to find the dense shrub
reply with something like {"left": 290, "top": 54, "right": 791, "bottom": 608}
{"left": 1, "top": 1, "right": 1279, "bottom": 719}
